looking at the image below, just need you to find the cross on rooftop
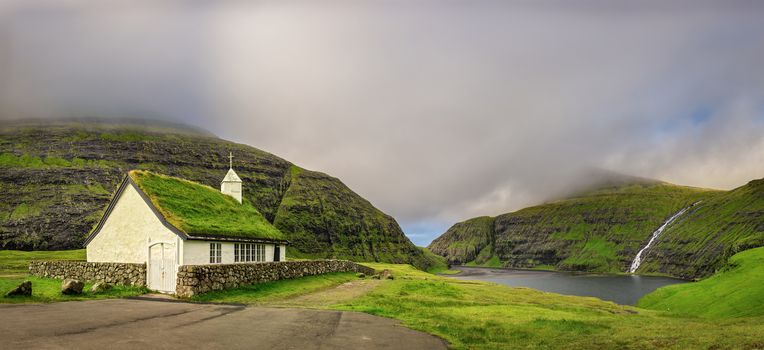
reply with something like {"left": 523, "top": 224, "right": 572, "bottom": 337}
{"left": 228, "top": 152, "right": 233, "bottom": 169}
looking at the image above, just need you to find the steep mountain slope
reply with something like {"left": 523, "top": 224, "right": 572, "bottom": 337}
{"left": 0, "top": 119, "right": 431, "bottom": 269}
{"left": 639, "top": 178, "right": 764, "bottom": 278}
{"left": 429, "top": 182, "right": 723, "bottom": 276}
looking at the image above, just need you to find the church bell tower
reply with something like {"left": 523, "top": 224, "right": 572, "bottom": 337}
{"left": 221, "top": 152, "right": 242, "bottom": 203}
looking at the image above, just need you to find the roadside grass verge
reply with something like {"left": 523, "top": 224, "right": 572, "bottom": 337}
{"left": 190, "top": 272, "right": 359, "bottom": 304}
{"left": 333, "top": 263, "right": 764, "bottom": 350}
{"left": 638, "top": 246, "right": 764, "bottom": 318}
{"left": 0, "top": 276, "right": 147, "bottom": 303}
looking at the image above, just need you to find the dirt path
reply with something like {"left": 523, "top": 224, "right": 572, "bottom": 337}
{"left": 0, "top": 298, "right": 446, "bottom": 350}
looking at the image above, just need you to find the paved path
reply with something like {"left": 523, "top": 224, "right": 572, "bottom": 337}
{"left": 0, "top": 298, "right": 446, "bottom": 350}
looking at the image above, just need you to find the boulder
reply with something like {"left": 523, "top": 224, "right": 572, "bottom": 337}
{"left": 61, "top": 279, "right": 84, "bottom": 295}
{"left": 90, "top": 282, "right": 112, "bottom": 293}
{"left": 4, "top": 281, "right": 32, "bottom": 297}
{"left": 356, "top": 272, "right": 366, "bottom": 278}
{"left": 380, "top": 269, "right": 393, "bottom": 280}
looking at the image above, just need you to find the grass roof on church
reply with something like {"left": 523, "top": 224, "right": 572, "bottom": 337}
{"left": 128, "top": 170, "right": 285, "bottom": 241}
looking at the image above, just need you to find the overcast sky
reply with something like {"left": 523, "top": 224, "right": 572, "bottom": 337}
{"left": 2, "top": 1, "right": 764, "bottom": 245}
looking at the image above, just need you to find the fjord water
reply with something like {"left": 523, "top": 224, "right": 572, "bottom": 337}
{"left": 453, "top": 267, "right": 687, "bottom": 305}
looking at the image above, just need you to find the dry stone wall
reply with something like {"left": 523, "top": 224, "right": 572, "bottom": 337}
{"left": 29, "top": 261, "right": 146, "bottom": 286}
{"left": 176, "top": 260, "right": 376, "bottom": 298}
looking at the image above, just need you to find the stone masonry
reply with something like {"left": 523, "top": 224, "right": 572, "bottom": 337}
{"left": 176, "top": 260, "right": 376, "bottom": 298}
{"left": 29, "top": 261, "right": 146, "bottom": 286}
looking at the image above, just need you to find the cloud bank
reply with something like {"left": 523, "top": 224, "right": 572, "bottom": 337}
{"left": 2, "top": 0, "right": 764, "bottom": 245}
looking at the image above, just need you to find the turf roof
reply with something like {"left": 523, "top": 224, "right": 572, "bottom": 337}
{"left": 128, "top": 170, "right": 285, "bottom": 241}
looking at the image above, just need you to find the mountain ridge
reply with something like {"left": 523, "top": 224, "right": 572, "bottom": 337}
{"left": 0, "top": 119, "right": 434, "bottom": 270}
{"left": 428, "top": 177, "right": 764, "bottom": 279}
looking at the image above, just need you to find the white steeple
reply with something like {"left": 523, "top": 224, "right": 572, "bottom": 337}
{"left": 221, "top": 152, "right": 242, "bottom": 203}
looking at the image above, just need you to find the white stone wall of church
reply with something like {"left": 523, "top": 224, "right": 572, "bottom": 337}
{"left": 183, "top": 241, "right": 283, "bottom": 265}
{"left": 87, "top": 184, "right": 178, "bottom": 264}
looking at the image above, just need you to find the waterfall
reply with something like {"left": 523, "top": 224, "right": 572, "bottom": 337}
{"left": 628, "top": 203, "right": 698, "bottom": 274}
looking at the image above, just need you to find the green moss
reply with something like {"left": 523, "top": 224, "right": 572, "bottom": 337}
{"left": 0, "top": 152, "right": 120, "bottom": 169}
{"left": 128, "top": 170, "right": 284, "bottom": 240}
{"left": 9, "top": 203, "right": 43, "bottom": 220}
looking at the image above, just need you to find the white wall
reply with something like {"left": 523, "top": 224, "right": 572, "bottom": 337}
{"left": 87, "top": 184, "right": 178, "bottom": 264}
{"left": 183, "top": 241, "right": 285, "bottom": 265}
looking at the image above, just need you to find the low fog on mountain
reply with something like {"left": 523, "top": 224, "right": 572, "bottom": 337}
{"left": 2, "top": 0, "right": 764, "bottom": 244}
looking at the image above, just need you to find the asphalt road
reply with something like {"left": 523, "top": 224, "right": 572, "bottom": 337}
{"left": 0, "top": 298, "right": 446, "bottom": 350}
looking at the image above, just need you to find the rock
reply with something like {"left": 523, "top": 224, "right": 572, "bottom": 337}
{"left": 380, "top": 269, "right": 393, "bottom": 280}
{"left": 90, "top": 282, "right": 112, "bottom": 293}
{"left": 356, "top": 272, "right": 366, "bottom": 278}
{"left": 4, "top": 281, "right": 32, "bottom": 297}
{"left": 61, "top": 279, "right": 85, "bottom": 295}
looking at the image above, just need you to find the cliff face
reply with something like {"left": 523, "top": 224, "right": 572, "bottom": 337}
{"left": 0, "top": 120, "right": 430, "bottom": 269}
{"left": 641, "top": 179, "right": 764, "bottom": 278}
{"left": 428, "top": 181, "right": 763, "bottom": 278}
{"left": 428, "top": 216, "right": 494, "bottom": 265}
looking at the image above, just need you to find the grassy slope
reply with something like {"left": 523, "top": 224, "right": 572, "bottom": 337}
{"left": 430, "top": 183, "right": 717, "bottom": 275}
{"left": 639, "top": 246, "right": 764, "bottom": 318}
{"left": 418, "top": 247, "right": 459, "bottom": 274}
{"left": 0, "top": 120, "right": 428, "bottom": 269}
{"left": 273, "top": 165, "right": 435, "bottom": 269}
{"left": 129, "top": 170, "right": 284, "bottom": 240}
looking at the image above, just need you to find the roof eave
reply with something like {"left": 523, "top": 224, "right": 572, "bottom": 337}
{"left": 185, "top": 234, "right": 288, "bottom": 244}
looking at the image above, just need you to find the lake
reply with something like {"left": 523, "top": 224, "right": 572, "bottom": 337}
{"left": 451, "top": 266, "right": 688, "bottom": 305}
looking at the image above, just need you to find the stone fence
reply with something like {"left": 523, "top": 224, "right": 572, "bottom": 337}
{"left": 29, "top": 261, "right": 146, "bottom": 286}
{"left": 176, "top": 260, "right": 376, "bottom": 298}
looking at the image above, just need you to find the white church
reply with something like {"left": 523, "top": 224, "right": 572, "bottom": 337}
{"left": 84, "top": 154, "right": 287, "bottom": 293}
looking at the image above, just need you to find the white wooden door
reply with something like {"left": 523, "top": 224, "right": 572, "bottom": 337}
{"left": 148, "top": 242, "right": 176, "bottom": 293}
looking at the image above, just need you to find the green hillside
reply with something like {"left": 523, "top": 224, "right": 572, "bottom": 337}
{"left": 639, "top": 246, "right": 764, "bottom": 318}
{"left": 0, "top": 119, "right": 432, "bottom": 269}
{"left": 430, "top": 182, "right": 726, "bottom": 277}
{"left": 638, "top": 178, "right": 764, "bottom": 278}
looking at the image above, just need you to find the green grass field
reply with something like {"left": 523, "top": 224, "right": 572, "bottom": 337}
{"left": 0, "top": 249, "right": 85, "bottom": 277}
{"left": 638, "top": 246, "right": 764, "bottom": 318}
{"left": 333, "top": 263, "right": 764, "bottom": 349}
{"left": 0, "top": 249, "right": 145, "bottom": 303}
{"left": 0, "top": 276, "right": 147, "bottom": 303}
{"left": 190, "top": 272, "right": 359, "bottom": 304}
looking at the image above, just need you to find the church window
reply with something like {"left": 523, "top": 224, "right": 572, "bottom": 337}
{"left": 209, "top": 243, "right": 222, "bottom": 263}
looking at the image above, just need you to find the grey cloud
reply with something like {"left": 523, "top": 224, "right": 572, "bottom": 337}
{"left": 2, "top": 1, "right": 764, "bottom": 245}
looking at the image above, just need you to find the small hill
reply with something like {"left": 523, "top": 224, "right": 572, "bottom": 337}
{"left": 0, "top": 119, "right": 433, "bottom": 270}
{"left": 429, "top": 181, "right": 721, "bottom": 276}
{"left": 639, "top": 246, "right": 764, "bottom": 318}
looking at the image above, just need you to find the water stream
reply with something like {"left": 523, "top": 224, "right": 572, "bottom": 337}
{"left": 628, "top": 203, "right": 698, "bottom": 273}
